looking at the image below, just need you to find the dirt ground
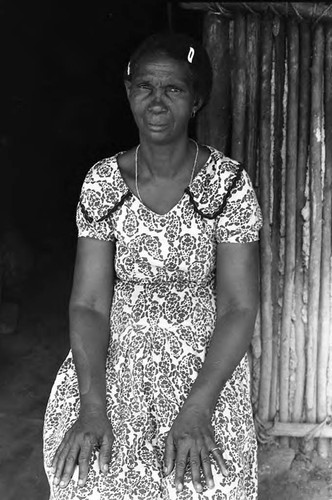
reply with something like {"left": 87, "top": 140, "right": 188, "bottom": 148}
{"left": 0, "top": 247, "right": 331, "bottom": 500}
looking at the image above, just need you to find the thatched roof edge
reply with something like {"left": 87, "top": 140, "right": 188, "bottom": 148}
{"left": 180, "top": 2, "right": 332, "bottom": 22}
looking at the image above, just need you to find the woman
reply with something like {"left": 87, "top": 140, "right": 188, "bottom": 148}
{"left": 44, "top": 33, "right": 262, "bottom": 499}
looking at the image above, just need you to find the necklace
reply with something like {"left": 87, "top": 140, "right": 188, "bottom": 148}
{"left": 134, "top": 139, "right": 199, "bottom": 205}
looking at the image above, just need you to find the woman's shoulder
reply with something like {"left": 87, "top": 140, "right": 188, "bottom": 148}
{"left": 83, "top": 154, "right": 121, "bottom": 184}
{"left": 193, "top": 145, "right": 244, "bottom": 193}
{"left": 188, "top": 144, "right": 251, "bottom": 220}
{"left": 203, "top": 145, "right": 241, "bottom": 176}
{"left": 79, "top": 152, "right": 132, "bottom": 222}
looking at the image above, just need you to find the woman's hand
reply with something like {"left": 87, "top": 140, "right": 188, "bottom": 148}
{"left": 163, "top": 405, "right": 228, "bottom": 494}
{"left": 52, "top": 405, "right": 114, "bottom": 489}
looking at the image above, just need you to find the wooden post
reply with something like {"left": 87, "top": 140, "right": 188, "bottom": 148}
{"left": 306, "top": 24, "right": 324, "bottom": 426}
{"left": 326, "top": 24, "right": 332, "bottom": 457}
{"left": 279, "top": 18, "right": 299, "bottom": 447}
{"left": 245, "top": 13, "right": 260, "bottom": 183}
{"left": 231, "top": 12, "right": 246, "bottom": 162}
{"left": 257, "top": 14, "right": 273, "bottom": 423}
{"left": 269, "top": 17, "right": 286, "bottom": 421}
{"left": 197, "top": 12, "right": 231, "bottom": 152}
{"left": 317, "top": 23, "right": 332, "bottom": 458}
{"left": 292, "top": 22, "right": 311, "bottom": 436}
{"left": 265, "top": 421, "right": 332, "bottom": 439}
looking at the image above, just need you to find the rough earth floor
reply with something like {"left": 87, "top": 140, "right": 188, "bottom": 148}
{"left": 0, "top": 250, "right": 331, "bottom": 500}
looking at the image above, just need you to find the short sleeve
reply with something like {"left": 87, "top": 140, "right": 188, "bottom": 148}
{"left": 76, "top": 200, "right": 115, "bottom": 241}
{"left": 215, "top": 169, "right": 263, "bottom": 243}
{"left": 76, "top": 162, "right": 115, "bottom": 242}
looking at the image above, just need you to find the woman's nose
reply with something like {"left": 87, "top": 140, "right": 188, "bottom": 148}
{"left": 148, "top": 89, "right": 167, "bottom": 112}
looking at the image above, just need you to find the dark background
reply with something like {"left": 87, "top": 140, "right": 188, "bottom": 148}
{"left": 0, "top": 6, "right": 205, "bottom": 496}
{"left": 1, "top": 0, "right": 203, "bottom": 258}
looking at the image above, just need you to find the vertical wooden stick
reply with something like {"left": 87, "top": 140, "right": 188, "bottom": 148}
{"left": 197, "top": 12, "right": 231, "bottom": 152}
{"left": 231, "top": 12, "right": 246, "bottom": 162}
{"left": 328, "top": 260, "right": 332, "bottom": 437}
{"left": 317, "top": 23, "right": 332, "bottom": 458}
{"left": 251, "top": 307, "right": 262, "bottom": 414}
{"left": 269, "top": 17, "right": 286, "bottom": 421}
{"left": 257, "top": 14, "right": 273, "bottom": 423}
{"left": 279, "top": 18, "right": 299, "bottom": 447}
{"left": 306, "top": 24, "right": 324, "bottom": 425}
{"left": 245, "top": 13, "right": 260, "bottom": 183}
{"left": 293, "top": 23, "right": 311, "bottom": 425}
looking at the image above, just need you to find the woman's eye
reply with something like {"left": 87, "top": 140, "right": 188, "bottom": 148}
{"left": 167, "top": 86, "right": 181, "bottom": 93}
{"left": 137, "top": 83, "right": 151, "bottom": 90}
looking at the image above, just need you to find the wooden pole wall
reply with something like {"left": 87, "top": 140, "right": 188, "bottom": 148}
{"left": 196, "top": 7, "right": 332, "bottom": 456}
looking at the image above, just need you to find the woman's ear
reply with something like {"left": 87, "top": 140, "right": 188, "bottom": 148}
{"left": 194, "top": 96, "right": 204, "bottom": 114}
{"left": 124, "top": 80, "right": 131, "bottom": 99}
{"left": 191, "top": 98, "right": 203, "bottom": 118}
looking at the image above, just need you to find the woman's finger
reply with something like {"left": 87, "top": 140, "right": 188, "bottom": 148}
{"left": 77, "top": 436, "right": 94, "bottom": 486}
{"left": 189, "top": 448, "right": 203, "bottom": 493}
{"left": 59, "top": 441, "right": 80, "bottom": 488}
{"left": 211, "top": 447, "right": 228, "bottom": 476}
{"left": 98, "top": 434, "right": 113, "bottom": 473}
{"left": 174, "top": 444, "right": 189, "bottom": 493}
{"left": 53, "top": 440, "right": 73, "bottom": 486}
{"left": 201, "top": 447, "right": 215, "bottom": 490}
{"left": 163, "top": 434, "right": 176, "bottom": 476}
{"left": 52, "top": 432, "right": 71, "bottom": 471}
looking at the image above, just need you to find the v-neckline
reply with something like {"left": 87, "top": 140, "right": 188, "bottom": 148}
{"left": 114, "top": 146, "right": 214, "bottom": 217}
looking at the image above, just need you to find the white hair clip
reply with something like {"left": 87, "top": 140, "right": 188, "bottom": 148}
{"left": 187, "top": 46, "right": 195, "bottom": 63}
{"left": 127, "top": 62, "right": 131, "bottom": 76}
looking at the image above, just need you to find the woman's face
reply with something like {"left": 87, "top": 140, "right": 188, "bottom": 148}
{"left": 125, "top": 55, "right": 198, "bottom": 145}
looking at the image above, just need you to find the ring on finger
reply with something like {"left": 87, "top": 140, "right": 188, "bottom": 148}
{"left": 209, "top": 447, "right": 221, "bottom": 454}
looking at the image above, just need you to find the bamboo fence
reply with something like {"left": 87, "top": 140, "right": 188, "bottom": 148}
{"left": 182, "top": 2, "right": 332, "bottom": 457}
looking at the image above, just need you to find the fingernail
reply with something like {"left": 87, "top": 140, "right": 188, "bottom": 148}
{"left": 59, "top": 481, "right": 65, "bottom": 488}
{"left": 163, "top": 466, "right": 168, "bottom": 475}
{"left": 195, "top": 485, "right": 203, "bottom": 493}
{"left": 53, "top": 478, "right": 59, "bottom": 486}
{"left": 223, "top": 469, "right": 229, "bottom": 477}
{"left": 78, "top": 479, "right": 84, "bottom": 486}
{"left": 176, "top": 484, "right": 183, "bottom": 492}
{"left": 103, "top": 464, "right": 108, "bottom": 473}
{"left": 208, "top": 480, "right": 215, "bottom": 489}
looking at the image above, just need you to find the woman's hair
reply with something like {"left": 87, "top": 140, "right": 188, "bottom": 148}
{"left": 124, "top": 32, "right": 213, "bottom": 107}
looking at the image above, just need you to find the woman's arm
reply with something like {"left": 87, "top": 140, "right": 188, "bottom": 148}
{"left": 164, "top": 241, "right": 259, "bottom": 493}
{"left": 70, "top": 237, "right": 115, "bottom": 410}
{"left": 52, "top": 236, "right": 116, "bottom": 488}
{"left": 183, "top": 240, "right": 259, "bottom": 413}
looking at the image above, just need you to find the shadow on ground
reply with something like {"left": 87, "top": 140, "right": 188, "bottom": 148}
{"left": 0, "top": 249, "right": 331, "bottom": 500}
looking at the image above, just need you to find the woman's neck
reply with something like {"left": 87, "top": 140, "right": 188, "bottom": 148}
{"left": 138, "top": 137, "right": 193, "bottom": 179}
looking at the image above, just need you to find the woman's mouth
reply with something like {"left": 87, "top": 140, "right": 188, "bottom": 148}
{"left": 147, "top": 122, "right": 168, "bottom": 131}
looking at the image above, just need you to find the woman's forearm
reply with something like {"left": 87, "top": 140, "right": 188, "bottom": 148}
{"left": 183, "top": 307, "right": 257, "bottom": 416}
{"left": 69, "top": 304, "right": 111, "bottom": 412}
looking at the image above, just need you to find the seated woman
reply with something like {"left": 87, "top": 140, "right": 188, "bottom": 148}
{"left": 44, "top": 32, "right": 262, "bottom": 499}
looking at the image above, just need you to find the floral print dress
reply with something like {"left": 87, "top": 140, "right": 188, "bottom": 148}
{"left": 43, "top": 146, "right": 262, "bottom": 500}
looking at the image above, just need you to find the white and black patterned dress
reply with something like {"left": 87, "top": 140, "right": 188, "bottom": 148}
{"left": 43, "top": 146, "right": 262, "bottom": 500}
